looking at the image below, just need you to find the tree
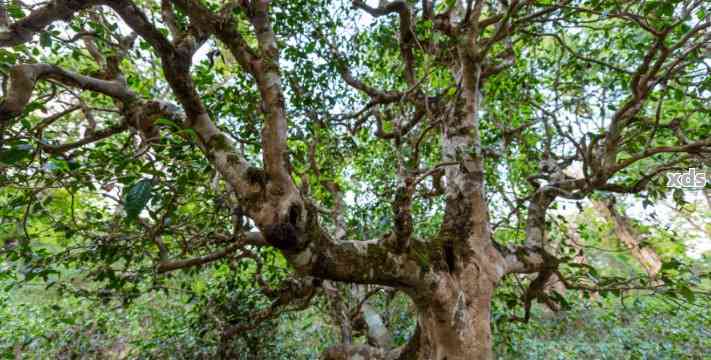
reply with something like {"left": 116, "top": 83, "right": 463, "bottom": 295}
{"left": 0, "top": 0, "right": 709, "bottom": 358}
{"left": 593, "top": 198, "right": 662, "bottom": 278}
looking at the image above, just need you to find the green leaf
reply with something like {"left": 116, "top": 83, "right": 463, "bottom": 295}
{"left": 40, "top": 32, "right": 52, "bottom": 48}
{"left": 124, "top": 178, "right": 154, "bottom": 220}
{"left": 44, "top": 159, "right": 69, "bottom": 173}
{"left": 0, "top": 144, "right": 33, "bottom": 164}
{"left": 7, "top": 4, "right": 24, "bottom": 18}
{"left": 678, "top": 285, "right": 695, "bottom": 303}
{"left": 154, "top": 118, "right": 179, "bottom": 129}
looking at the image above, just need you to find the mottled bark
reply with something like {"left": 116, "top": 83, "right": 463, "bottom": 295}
{"left": 0, "top": 63, "right": 134, "bottom": 122}
{"left": 404, "top": 272, "right": 495, "bottom": 360}
{"left": 361, "top": 303, "right": 393, "bottom": 349}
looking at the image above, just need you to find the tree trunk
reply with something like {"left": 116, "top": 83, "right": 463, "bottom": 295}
{"left": 401, "top": 270, "right": 495, "bottom": 360}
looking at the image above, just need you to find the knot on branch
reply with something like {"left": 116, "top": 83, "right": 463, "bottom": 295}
{"left": 263, "top": 222, "right": 300, "bottom": 251}
{"left": 263, "top": 202, "right": 305, "bottom": 251}
{"left": 392, "top": 184, "right": 413, "bottom": 251}
{"left": 245, "top": 166, "right": 269, "bottom": 186}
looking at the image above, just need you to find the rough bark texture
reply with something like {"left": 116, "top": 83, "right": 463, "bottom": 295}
{"left": 406, "top": 274, "right": 495, "bottom": 360}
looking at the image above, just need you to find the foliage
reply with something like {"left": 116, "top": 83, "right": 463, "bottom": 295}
{"left": 494, "top": 297, "right": 711, "bottom": 359}
{"left": 3, "top": 279, "right": 709, "bottom": 359}
{"left": 0, "top": 0, "right": 709, "bottom": 357}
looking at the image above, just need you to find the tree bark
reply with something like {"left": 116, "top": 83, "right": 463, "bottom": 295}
{"left": 323, "top": 272, "right": 496, "bottom": 360}
{"left": 403, "top": 276, "right": 494, "bottom": 360}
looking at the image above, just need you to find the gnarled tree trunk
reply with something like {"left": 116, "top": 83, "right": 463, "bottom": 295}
{"left": 322, "top": 267, "right": 497, "bottom": 360}
{"left": 404, "top": 274, "right": 495, "bottom": 360}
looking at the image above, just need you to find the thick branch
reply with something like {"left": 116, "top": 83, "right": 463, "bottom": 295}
{"left": 0, "top": 0, "right": 101, "bottom": 47}
{"left": 0, "top": 63, "right": 134, "bottom": 122}
{"left": 246, "top": 0, "right": 291, "bottom": 185}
